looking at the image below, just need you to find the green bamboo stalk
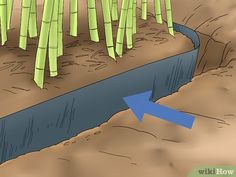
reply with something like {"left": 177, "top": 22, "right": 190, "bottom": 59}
{"left": 165, "top": 0, "right": 174, "bottom": 35}
{"left": 87, "top": 0, "right": 99, "bottom": 42}
{"left": 34, "top": 0, "right": 55, "bottom": 88}
{"left": 111, "top": 0, "right": 118, "bottom": 21}
{"left": 7, "top": 0, "right": 13, "bottom": 30}
{"left": 57, "top": 0, "right": 64, "bottom": 56}
{"left": 132, "top": 0, "right": 136, "bottom": 34}
{"left": 0, "top": 0, "right": 8, "bottom": 45}
{"left": 108, "top": 0, "right": 112, "bottom": 10}
{"left": 141, "top": 0, "right": 147, "bottom": 20}
{"left": 69, "top": 0, "right": 77, "bottom": 36}
{"left": 115, "top": 0, "right": 129, "bottom": 57}
{"left": 29, "top": 0, "right": 38, "bottom": 38}
{"left": 101, "top": 0, "right": 115, "bottom": 60}
{"left": 49, "top": 0, "right": 59, "bottom": 77}
{"left": 154, "top": 0, "right": 162, "bottom": 24}
{"left": 19, "top": 0, "right": 32, "bottom": 50}
{"left": 126, "top": 0, "right": 133, "bottom": 49}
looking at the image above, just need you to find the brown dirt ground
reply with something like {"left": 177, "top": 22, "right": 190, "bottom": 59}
{"left": 0, "top": 1, "right": 192, "bottom": 118}
{"left": 1, "top": 0, "right": 236, "bottom": 177}
{"left": 168, "top": 0, "right": 236, "bottom": 75}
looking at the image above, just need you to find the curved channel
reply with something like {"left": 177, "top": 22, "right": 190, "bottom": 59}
{"left": 0, "top": 23, "right": 200, "bottom": 164}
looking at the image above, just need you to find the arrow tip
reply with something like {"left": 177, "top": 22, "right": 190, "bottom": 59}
{"left": 123, "top": 91, "right": 152, "bottom": 122}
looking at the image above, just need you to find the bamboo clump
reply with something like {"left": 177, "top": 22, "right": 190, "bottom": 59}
{"left": 0, "top": 0, "right": 175, "bottom": 88}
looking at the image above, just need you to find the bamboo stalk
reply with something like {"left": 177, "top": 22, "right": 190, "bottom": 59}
{"left": 29, "top": 0, "right": 38, "bottom": 38}
{"left": 49, "top": 0, "right": 59, "bottom": 77}
{"left": 19, "top": 0, "right": 32, "bottom": 50}
{"left": 111, "top": 0, "right": 118, "bottom": 21}
{"left": 126, "top": 0, "right": 133, "bottom": 49}
{"left": 57, "top": 0, "right": 64, "bottom": 56}
{"left": 165, "top": 0, "right": 174, "bottom": 35}
{"left": 154, "top": 0, "right": 162, "bottom": 24}
{"left": 115, "top": 0, "right": 129, "bottom": 57}
{"left": 109, "top": 0, "right": 112, "bottom": 10}
{"left": 69, "top": 0, "right": 77, "bottom": 36}
{"left": 132, "top": 0, "right": 136, "bottom": 34}
{"left": 87, "top": 0, "right": 99, "bottom": 42}
{"left": 34, "top": 0, "right": 55, "bottom": 88}
{"left": 141, "top": 0, "right": 147, "bottom": 20}
{"left": 0, "top": 0, "right": 8, "bottom": 45}
{"left": 7, "top": 0, "right": 13, "bottom": 30}
{"left": 101, "top": 0, "right": 116, "bottom": 59}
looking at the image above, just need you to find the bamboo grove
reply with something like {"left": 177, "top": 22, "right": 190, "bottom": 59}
{"left": 0, "top": 0, "right": 174, "bottom": 88}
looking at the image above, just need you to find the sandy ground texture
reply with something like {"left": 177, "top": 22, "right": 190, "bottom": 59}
{"left": 0, "top": 1, "right": 192, "bottom": 118}
{"left": 1, "top": 0, "right": 236, "bottom": 177}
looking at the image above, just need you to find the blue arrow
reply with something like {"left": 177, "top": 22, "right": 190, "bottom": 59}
{"left": 123, "top": 91, "right": 195, "bottom": 129}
